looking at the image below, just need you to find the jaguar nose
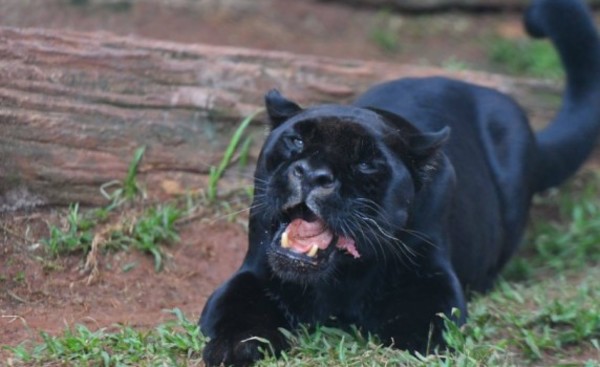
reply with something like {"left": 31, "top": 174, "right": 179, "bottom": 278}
{"left": 291, "top": 160, "right": 336, "bottom": 189}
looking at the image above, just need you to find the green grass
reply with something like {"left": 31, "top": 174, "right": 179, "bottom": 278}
{"left": 488, "top": 37, "right": 563, "bottom": 79}
{"left": 42, "top": 203, "right": 183, "bottom": 272}
{"left": 206, "top": 109, "right": 261, "bottom": 203}
{"left": 110, "top": 204, "right": 182, "bottom": 271}
{"left": 41, "top": 146, "right": 183, "bottom": 271}
{"left": 9, "top": 172, "right": 600, "bottom": 365}
{"left": 45, "top": 144, "right": 146, "bottom": 257}
{"left": 39, "top": 121, "right": 259, "bottom": 271}
{"left": 504, "top": 172, "right": 600, "bottom": 281}
{"left": 101, "top": 146, "right": 146, "bottom": 208}
{"left": 4, "top": 309, "right": 204, "bottom": 366}
{"left": 5, "top": 267, "right": 599, "bottom": 366}
{"left": 441, "top": 56, "right": 471, "bottom": 72}
{"left": 369, "top": 10, "right": 401, "bottom": 54}
{"left": 42, "top": 203, "right": 95, "bottom": 257}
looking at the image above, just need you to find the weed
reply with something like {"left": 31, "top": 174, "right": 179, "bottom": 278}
{"left": 238, "top": 136, "right": 253, "bottom": 169}
{"left": 442, "top": 56, "right": 470, "bottom": 71}
{"left": 41, "top": 202, "right": 182, "bottom": 272}
{"left": 129, "top": 204, "right": 182, "bottom": 271}
{"left": 38, "top": 146, "right": 184, "bottom": 270}
{"left": 13, "top": 271, "right": 25, "bottom": 283}
{"left": 43, "top": 203, "right": 93, "bottom": 256}
{"left": 123, "top": 146, "right": 146, "bottom": 199}
{"left": 103, "top": 204, "right": 182, "bottom": 271}
{"left": 370, "top": 10, "right": 400, "bottom": 54}
{"left": 504, "top": 172, "right": 600, "bottom": 280}
{"left": 488, "top": 37, "right": 563, "bottom": 79}
{"left": 207, "top": 109, "right": 262, "bottom": 203}
{"left": 121, "top": 261, "right": 137, "bottom": 273}
{"left": 100, "top": 145, "right": 146, "bottom": 208}
{"left": 485, "top": 269, "right": 600, "bottom": 362}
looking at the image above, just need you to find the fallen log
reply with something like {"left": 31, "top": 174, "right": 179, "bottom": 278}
{"left": 0, "top": 27, "right": 560, "bottom": 210}
{"left": 315, "top": 0, "right": 600, "bottom": 12}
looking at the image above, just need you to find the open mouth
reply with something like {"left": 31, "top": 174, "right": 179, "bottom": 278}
{"left": 270, "top": 203, "right": 360, "bottom": 267}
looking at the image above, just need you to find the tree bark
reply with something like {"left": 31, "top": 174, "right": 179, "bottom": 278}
{"left": 0, "top": 27, "right": 560, "bottom": 210}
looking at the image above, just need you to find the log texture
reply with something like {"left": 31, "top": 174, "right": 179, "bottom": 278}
{"left": 316, "top": 0, "right": 600, "bottom": 12}
{"left": 0, "top": 27, "right": 560, "bottom": 210}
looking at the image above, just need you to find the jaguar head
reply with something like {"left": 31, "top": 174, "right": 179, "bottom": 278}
{"left": 251, "top": 90, "right": 448, "bottom": 283}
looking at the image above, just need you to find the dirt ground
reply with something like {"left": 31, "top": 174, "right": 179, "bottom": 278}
{"left": 0, "top": 0, "right": 568, "bottom": 356}
{"left": 0, "top": 211, "right": 247, "bottom": 347}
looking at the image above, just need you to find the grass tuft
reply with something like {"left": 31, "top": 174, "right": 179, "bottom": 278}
{"left": 42, "top": 203, "right": 94, "bottom": 257}
{"left": 3, "top": 309, "right": 205, "bottom": 366}
{"left": 40, "top": 146, "right": 184, "bottom": 271}
{"left": 127, "top": 204, "right": 182, "bottom": 271}
{"left": 101, "top": 146, "right": 146, "bottom": 208}
{"left": 369, "top": 9, "right": 400, "bottom": 54}
{"left": 207, "top": 109, "right": 262, "bottom": 203}
{"left": 488, "top": 37, "right": 563, "bottom": 79}
{"left": 504, "top": 172, "right": 600, "bottom": 280}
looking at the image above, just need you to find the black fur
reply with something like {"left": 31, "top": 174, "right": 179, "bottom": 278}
{"left": 200, "top": 1, "right": 600, "bottom": 365}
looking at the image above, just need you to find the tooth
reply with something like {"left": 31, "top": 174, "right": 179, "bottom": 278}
{"left": 281, "top": 231, "right": 290, "bottom": 248}
{"left": 307, "top": 244, "right": 319, "bottom": 257}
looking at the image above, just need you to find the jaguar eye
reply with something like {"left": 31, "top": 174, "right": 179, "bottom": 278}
{"left": 291, "top": 137, "right": 304, "bottom": 149}
{"left": 285, "top": 136, "right": 304, "bottom": 151}
{"left": 356, "top": 161, "right": 377, "bottom": 174}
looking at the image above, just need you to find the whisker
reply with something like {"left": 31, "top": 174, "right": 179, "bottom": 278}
{"left": 207, "top": 205, "right": 258, "bottom": 224}
{"left": 346, "top": 209, "right": 392, "bottom": 265}
{"left": 400, "top": 229, "right": 439, "bottom": 249}
{"left": 348, "top": 206, "right": 421, "bottom": 267}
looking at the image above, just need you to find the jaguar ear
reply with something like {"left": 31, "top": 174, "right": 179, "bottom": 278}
{"left": 408, "top": 126, "right": 451, "bottom": 163}
{"left": 367, "top": 106, "right": 450, "bottom": 164}
{"left": 404, "top": 127, "right": 450, "bottom": 188}
{"left": 264, "top": 89, "right": 302, "bottom": 130}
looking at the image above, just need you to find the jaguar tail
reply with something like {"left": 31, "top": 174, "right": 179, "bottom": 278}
{"left": 526, "top": 0, "right": 600, "bottom": 192}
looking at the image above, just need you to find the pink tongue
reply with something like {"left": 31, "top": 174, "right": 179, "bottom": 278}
{"left": 286, "top": 218, "right": 332, "bottom": 253}
{"left": 285, "top": 219, "right": 361, "bottom": 258}
{"left": 337, "top": 237, "right": 360, "bottom": 258}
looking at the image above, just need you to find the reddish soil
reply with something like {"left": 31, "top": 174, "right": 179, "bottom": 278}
{"left": 0, "top": 208, "right": 248, "bottom": 349}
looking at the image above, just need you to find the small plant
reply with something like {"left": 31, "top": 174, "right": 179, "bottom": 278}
{"left": 488, "top": 37, "right": 563, "bottom": 79}
{"left": 13, "top": 271, "right": 26, "bottom": 284}
{"left": 43, "top": 203, "right": 94, "bottom": 256}
{"left": 101, "top": 146, "right": 146, "bottom": 208}
{"left": 370, "top": 10, "right": 400, "bottom": 54}
{"left": 123, "top": 146, "right": 146, "bottom": 200}
{"left": 207, "top": 109, "right": 262, "bottom": 203}
{"left": 238, "top": 136, "right": 253, "bottom": 169}
{"left": 504, "top": 172, "right": 600, "bottom": 280}
{"left": 104, "top": 204, "right": 183, "bottom": 271}
{"left": 442, "top": 56, "right": 470, "bottom": 71}
{"left": 129, "top": 204, "right": 182, "bottom": 271}
{"left": 40, "top": 146, "right": 184, "bottom": 271}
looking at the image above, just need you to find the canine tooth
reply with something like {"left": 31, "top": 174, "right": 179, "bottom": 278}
{"left": 281, "top": 231, "right": 290, "bottom": 248}
{"left": 307, "top": 244, "right": 319, "bottom": 257}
